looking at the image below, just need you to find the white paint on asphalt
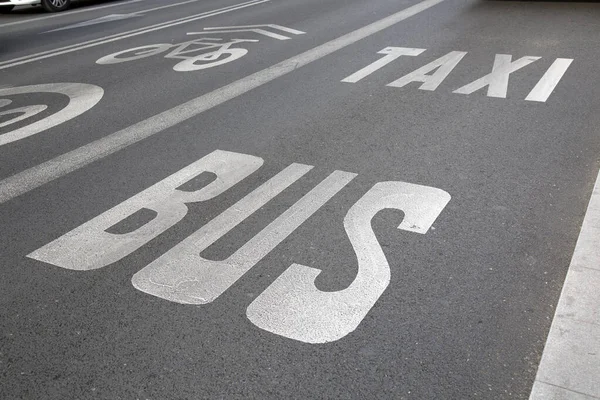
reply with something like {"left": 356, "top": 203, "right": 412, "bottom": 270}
{"left": 525, "top": 58, "right": 573, "bottom": 102}
{"left": 198, "top": 24, "right": 306, "bottom": 41}
{"left": 248, "top": 181, "right": 451, "bottom": 343}
{"left": 46, "top": 13, "right": 142, "bottom": 33}
{"left": 132, "top": 168, "right": 355, "bottom": 305}
{"left": 96, "top": 24, "right": 305, "bottom": 72}
{"left": 30, "top": 148, "right": 449, "bottom": 343}
{"left": 0, "top": 0, "right": 447, "bottom": 205}
{"left": 529, "top": 169, "right": 600, "bottom": 399}
{"left": 0, "top": 0, "right": 269, "bottom": 71}
{"left": 28, "top": 150, "right": 264, "bottom": 271}
{"left": 341, "top": 47, "right": 425, "bottom": 83}
{"left": 0, "top": 0, "right": 144, "bottom": 28}
{"left": 0, "top": 104, "right": 48, "bottom": 129}
{"left": 0, "top": 0, "right": 227, "bottom": 29}
{"left": 203, "top": 24, "right": 306, "bottom": 35}
{"left": 97, "top": 37, "right": 258, "bottom": 71}
{"left": 454, "top": 54, "right": 540, "bottom": 98}
{"left": 0, "top": 83, "right": 104, "bottom": 147}
{"left": 387, "top": 50, "right": 467, "bottom": 91}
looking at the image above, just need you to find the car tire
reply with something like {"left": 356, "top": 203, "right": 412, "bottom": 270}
{"left": 41, "top": 0, "right": 71, "bottom": 12}
{"left": 0, "top": 5, "right": 15, "bottom": 13}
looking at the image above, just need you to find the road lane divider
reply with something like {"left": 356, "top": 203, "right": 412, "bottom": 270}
{"left": 0, "top": 0, "right": 269, "bottom": 71}
{"left": 0, "top": 0, "right": 447, "bottom": 204}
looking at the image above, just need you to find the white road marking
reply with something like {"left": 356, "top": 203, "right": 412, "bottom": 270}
{"left": 0, "top": 83, "right": 104, "bottom": 147}
{"left": 341, "top": 47, "right": 425, "bottom": 83}
{"left": 454, "top": 54, "right": 540, "bottom": 98}
{"left": 387, "top": 50, "right": 467, "bottom": 91}
{"left": 247, "top": 181, "right": 450, "bottom": 344}
{"left": 132, "top": 168, "right": 355, "bottom": 305}
{"left": 0, "top": 104, "right": 48, "bottom": 129}
{"left": 97, "top": 37, "right": 258, "bottom": 71}
{"left": 194, "top": 28, "right": 291, "bottom": 41}
{"left": 30, "top": 148, "right": 450, "bottom": 343}
{"left": 0, "top": 0, "right": 269, "bottom": 71}
{"left": 525, "top": 58, "right": 573, "bottom": 102}
{"left": 45, "top": 13, "right": 142, "bottom": 33}
{"left": 529, "top": 170, "right": 600, "bottom": 399}
{"left": 203, "top": 24, "right": 306, "bottom": 35}
{"left": 0, "top": 0, "right": 144, "bottom": 28}
{"left": 0, "top": 0, "right": 226, "bottom": 29}
{"left": 0, "top": 0, "right": 447, "bottom": 205}
{"left": 199, "top": 24, "right": 306, "bottom": 40}
{"left": 28, "top": 150, "right": 263, "bottom": 271}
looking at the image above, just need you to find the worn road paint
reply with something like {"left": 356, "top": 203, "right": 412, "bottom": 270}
{"left": 97, "top": 37, "right": 258, "bottom": 71}
{"left": 341, "top": 47, "right": 425, "bottom": 83}
{"left": 0, "top": 0, "right": 447, "bottom": 205}
{"left": 28, "top": 150, "right": 263, "bottom": 270}
{"left": 0, "top": 83, "right": 104, "bottom": 147}
{"left": 0, "top": 0, "right": 269, "bottom": 71}
{"left": 0, "top": 0, "right": 144, "bottom": 28}
{"left": 96, "top": 24, "right": 304, "bottom": 72}
{"left": 387, "top": 50, "right": 467, "bottom": 91}
{"left": 46, "top": 14, "right": 143, "bottom": 33}
{"left": 198, "top": 24, "right": 305, "bottom": 40}
{"left": 454, "top": 54, "right": 540, "bottom": 98}
{"left": 203, "top": 24, "right": 305, "bottom": 35}
{"left": 247, "top": 181, "right": 451, "bottom": 343}
{"left": 132, "top": 169, "right": 355, "bottom": 305}
{"left": 525, "top": 58, "right": 573, "bottom": 102}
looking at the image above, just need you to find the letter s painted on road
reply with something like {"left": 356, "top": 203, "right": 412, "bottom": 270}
{"left": 247, "top": 182, "right": 451, "bottom": 343}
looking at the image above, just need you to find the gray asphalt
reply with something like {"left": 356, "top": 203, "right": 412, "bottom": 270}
{"left": 1, "top": 0, "right": 600, "bottom": 398}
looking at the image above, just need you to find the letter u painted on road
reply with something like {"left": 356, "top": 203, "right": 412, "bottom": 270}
{"left": 28, "top": 149, "right": 451, "bottom": 343}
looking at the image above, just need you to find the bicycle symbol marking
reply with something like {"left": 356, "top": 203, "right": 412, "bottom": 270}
{"left": 97, "top": 36, "right": 260, "bottom": 72}
{"left": 97, "top": 24, "right": 306, "bottom": 72}
{"left": 0, "top": 83, "right": 104, "bottom": 147}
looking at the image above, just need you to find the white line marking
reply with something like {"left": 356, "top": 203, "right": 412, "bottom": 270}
{"left": 0, "top": 0, "right": 268, "bottom": 70}
{"left": 197, "top": 28, "right": 292, "bottom": 40}
{"left": 529, "top": 171, "right": 600, "bottom": 399}
{"left": 45, "top": 13, "right": 142, "bottom": 33}
{"left": 0, "top": 0, "right": 144, "bottom": 28}
{"left": 0, "top": 0, "right": 447, "bottom": 205}
{"left": 203, "top": 24, "right": 306, "bottom": 35}
{"left": 0, "top": 0, "right": 221, "bottom": 29}
{"left": 525, "top": 58, "right": 573, "bottom": 102}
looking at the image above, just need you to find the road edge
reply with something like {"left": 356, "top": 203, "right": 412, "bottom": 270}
{"left": 529, "top": 168, "right": 600, "bottom": 399}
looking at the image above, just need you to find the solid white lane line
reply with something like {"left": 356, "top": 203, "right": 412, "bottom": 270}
{"left": 132, "top": 0, "right": 216, "bottom": 14}
{"left": 0, "top": 0, "right": 268, "bottom": 70}
{"left": 0, "top": 0, "right": 447, "bottom": 204}
{"left": 0, "top": 0, "right": 145, "bottom": 28}
{"left": 0, "top": 0, "right": 228, "bottom": 29}
{"left": 529, "top": 170, "right": 600, "bottom": 399}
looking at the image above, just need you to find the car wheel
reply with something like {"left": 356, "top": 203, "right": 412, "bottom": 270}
{"left": 41, "top": 0, "right": 71, "bottom": 12}
{"left": 0, "top": 5, "right": 15, "bottom": 13}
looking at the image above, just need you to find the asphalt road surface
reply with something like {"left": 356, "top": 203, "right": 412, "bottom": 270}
{"left": 1, "top": 0, "right": 600, "bottom": 398}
